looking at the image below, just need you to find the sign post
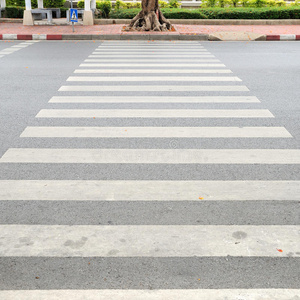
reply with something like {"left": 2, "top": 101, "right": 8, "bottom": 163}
{"left": 70, "top": 0, "right": 78, "bottom": 33}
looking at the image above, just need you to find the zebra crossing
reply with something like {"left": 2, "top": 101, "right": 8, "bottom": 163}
{"left": 0, "top": 40, "right": 40, "bottom": 58}
{"left": 0, "top": 41, "right": 299, "bottom": 298}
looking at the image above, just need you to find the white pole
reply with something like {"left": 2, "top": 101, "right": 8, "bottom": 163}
{"left": 38, "top": 0, "right": 43, "bottom": 8}
{"left": 91, "top": 0, "right": 96, "bottom": 10}
{"left": 0, "top": 0, "right": 6, "bottom": 9}
{"left": 84, "top": 0, "right": 91, "bottom": 11}
{"left": 25, "top": 0, "right": 31, "bottom": 10}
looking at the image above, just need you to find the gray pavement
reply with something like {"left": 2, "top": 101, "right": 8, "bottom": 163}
{"left": 0, "top": 40, "right": 299, "bottom": 297}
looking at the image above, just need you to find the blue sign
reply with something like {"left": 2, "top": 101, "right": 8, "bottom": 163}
{"left": 70, "top": 9, "right": 78, "bottom": 22}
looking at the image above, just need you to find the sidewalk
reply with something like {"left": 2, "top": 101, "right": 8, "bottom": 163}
{"left": 1, "top": 21, "right": 300, "bottom": 41}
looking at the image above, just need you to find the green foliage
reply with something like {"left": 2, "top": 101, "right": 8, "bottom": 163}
{"left": 110, "top": 8, "right": 207, "bottom": 18}
{"left": 159, "top": 0, "right": 169, "bottom": 8}
{"left": 266, "top": 0, "right": 276, "bottom": 6}
{"left": 3, "top": 6, "right": 24, "bottom": 17}
{"left": 200, "top": 6, "right": 300, "bottom": 18}
{"left": 231, "top": 0, "right": 239, "bottom": 6}
{"left": 201, "top": 0, "right": 217, "bottom": 7}
{"left": 169, "top": 0, "right": 180, "bottom": 8}
{"left": 97, "top": 0, "right": 112, "bottom": 17}
{"left": 241, "top": 0, "right": 250, "bottom": 6}
{"left": 6, "top": 0, "right": 37, "bottom": 8}
{"left": 43, "top": 0, "right": 65, "bottom": 7}
{"left": 77, "top": 1, "right": 84, "bottom": 8}
{"left": 276, "top": 0, "right": 286, "bottom": 6}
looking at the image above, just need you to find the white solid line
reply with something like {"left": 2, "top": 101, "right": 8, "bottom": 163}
{"left": 49, "top": 96, "right": 259, "bottom": 103}
{"left": 0, "top": 55, "right": 4, "bottom": 58}
{"left": 97, "top": 46, "right": 205, "bottom": 49}
{"left": 11, "top": 45, "right": 29, "bottom": 48}
{"left": 20, "top": 126, "right": 291, "bottom": 138}
{"left": 0, "top": 225, "right": 298, "bottom": 257}
{"left": 0, "top": 52, "right": 12, "bottom": 55}
{"left": 74, "top": 69, "right": 232, "bottom": 74}
{"left": 0, "top": 48, "right": 21, "bottom": 52}
{"left": 89, "top": 54, "right": 214, "bottom": 57}
{"left": 0, "top": 289, "right": 299, "bottom": 300}
{"left": 1, "top": 180, "right": 299, "bottom": 201}
{"left": 80, "top": 63, "right": 226, "bottom": 67}
{"left": 1, "top": 149, "right": 299, "bottom": 164}
{"left": 58, "top": 85, "right": 248, "bottom": 92}
{"left": 67, "top": 76, "right": 242, "bottom": 82}
{"left": 84, "top": 59, "right": 220, "bottom": 63}
{"left": 36, "top": 109, "right": 270, "bottom": 118}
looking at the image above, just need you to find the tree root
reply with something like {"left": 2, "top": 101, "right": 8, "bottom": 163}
{"left": 124, "top": 9, "right": 172, "bottom": 32}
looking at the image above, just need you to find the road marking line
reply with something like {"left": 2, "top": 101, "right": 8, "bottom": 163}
{"left": 80, "top": 63, "right": 226, "bottom": 67}
{"left": 1, "top": 149, "right": 299, "bottom": 164}
{"left": 74, "top": 69, "right": 232, "bottom": 74}
{"left": 0, "top": 289, "right": 299, "bottom": 300}
{"left": 49, "top": 96, "right": 259, "bottom": 103}
{"left": 67, "top": 76, "right": 241, "bottom": 82}
{"left": 20, "top": 126, "right": 291, "bottom": 138}
{"left": 89, "top": 54, "right": 214, "bottom": 57}
{"left": 35, "top": 109, "right": 270, "bottom": 118}
{"left": 58, "top": 85, "right": 248, "bottom": 92}
{"left": 84, "top": 59, "right": 220, "bottom": 63}
{"left": 0, "top": 180, "right": 299, "bottom": 201}
{"left": 0, "top": 225, "right": 298, "bottom": 257}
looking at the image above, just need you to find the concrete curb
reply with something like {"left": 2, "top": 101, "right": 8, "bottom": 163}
{"left": 0, "top": 33, "right": 300, "bottom": 41}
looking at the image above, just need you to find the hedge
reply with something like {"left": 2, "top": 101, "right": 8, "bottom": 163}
{"left": 201, "top": 7, "right": 300, "bottom": 18}
{"left": 5, "top": 0, "right": 64, "bottom": 8}
{"left": 110, "top": 8, "right": 208, "bottom": 18}
{"left": 3, "top": 6, "right": 68, "bottom": 18}
{"left": 109, "top": 7, "right": 300, "bottom": 19}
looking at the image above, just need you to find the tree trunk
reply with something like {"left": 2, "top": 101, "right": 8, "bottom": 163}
{"left": 124, "top": 0, "right": 172, "bottom": 32}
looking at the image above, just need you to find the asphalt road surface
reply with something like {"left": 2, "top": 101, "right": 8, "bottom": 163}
{"left": 0, "top": 40, "right": 299, "bottom": 299}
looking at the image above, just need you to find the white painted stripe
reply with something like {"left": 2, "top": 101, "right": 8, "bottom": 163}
{"left": 90, "top": 54, "right": 214, "bottom": 57}
{"left": 32, "top": 34, "right": 47, "bottom": 40}
{"left": 36, "top": 109, "right": 270, "bottom": 118}
{"left": 84, "top": 59, "right": 220, "bottom": 63}
{"left": 0, "top": 52, "right": 12, "bottom": 55}
{"left": 0, "top": 48, "right": 20, "bottom": 52}
{"left": 2, "top": 34, "right": 17, "bottom": 40}
{"left": 67, "top": 76, "right": 242, "bottom": 82}
{"left": 49, "top": 96, "right": 259, "bottom": 103}
{"left": 0, "top": 55, "right": 4, "bottom": 58}
{"left": 280, "top": 34, "right": 296, "bottom": 41}
{"left": 58, "top": 85, "right": 248, "bottom": 92}
{"left": 80, "top": 63, "right": 226, "bottom": 67}
{"left": 11, "top": 45, "right": 29, "bottom": 48}
{"left": 93, "top": 51, "right": 209, "bottom": 54}
{"left": 1, "top": 180, "right": 299, "bottom": 201}
{"left": 20, "top": 126, "right": 291, "bottom": 138}
{"left": 1, "top": 149, "right": 299, "bottom": 164}
{"left": 98, "top": 44, "right": 203, "bottom": 51}
{"left": 74, "top": 69, "right": 232, "bottom": 74}
{"left": 0, "top": 289, "right": 299, "bottom": 300}
{"left": 0, "top": 225, "right": 298, "bottom": 257}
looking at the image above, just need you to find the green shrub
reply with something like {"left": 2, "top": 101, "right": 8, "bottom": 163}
{"left": 266, "top": 0, "right": 276, "bottom": 6}
{"left": 43, "top": 0, "right": 65, "bottom": 7}
{"left": 77, "top": 0, "right": 84, "bottom": 8}
{"left": 241, "top": 0, "right": 250, "bottom": 6}
{"left": 3, "top": 6, "right": 24, "bottom": 17}
{"left": 6, "top": 0, "right": 37, "bottom": 8}
{"left": 169, "top": 0, "right": 180, "bottom": 8}
{"left": 200, "top": 7, "right": 300, "bottom": 18}
{"left": 276, "top": 0, "right": 286, "bottom": 6}
{"left": 159, "top": 0, "right": 169, "bottom": 8}
{"left": 201, "top": 0, "right": 217, "bottom": 7}
{"left": 97, "top": 0, "right": 112, "bottom": 17}
{"left": 230, "top": 0, "right": 239, "bottom": 6}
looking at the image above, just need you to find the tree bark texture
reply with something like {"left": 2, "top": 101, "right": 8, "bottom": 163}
{"left": 124, "top": 0, "right": 172, "bottom": 31}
